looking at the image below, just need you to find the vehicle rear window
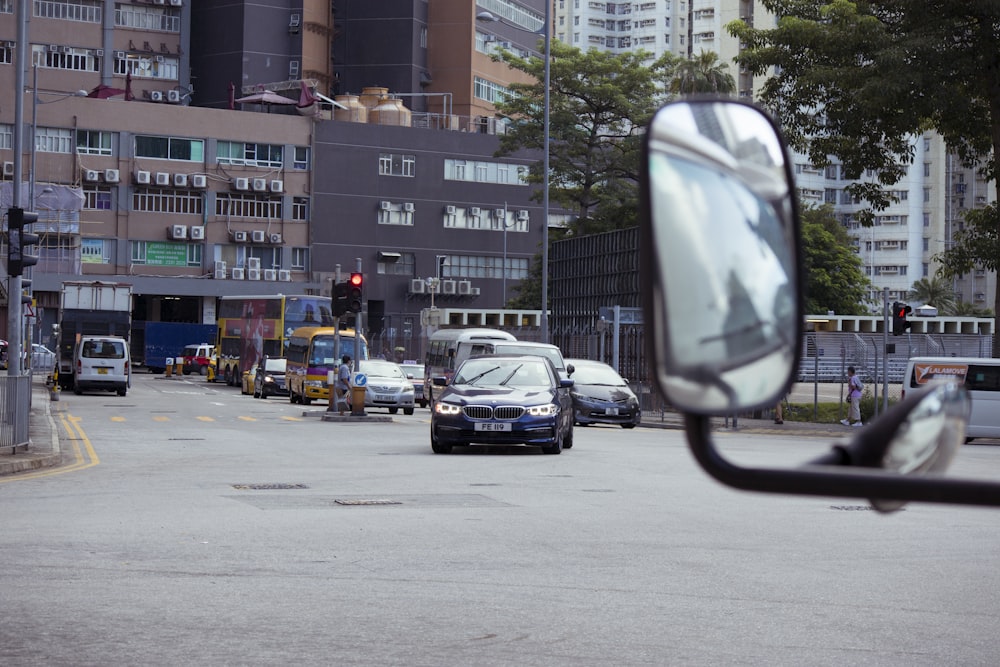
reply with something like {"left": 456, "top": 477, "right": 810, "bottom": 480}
{"left": 83, "top": 341, "right": 125, "bottom": 359}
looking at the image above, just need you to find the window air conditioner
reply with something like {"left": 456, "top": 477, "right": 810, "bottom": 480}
{"left": 470, "top": 207, "right": 481, "bottom": 216}
{"left": 380, "top": 200, "right": 392, "bottom": 211}
{"left": 115, "top": 51, "right": 125, "bottom": 60}
{"left": 269, "top": 233, "right": 283, "bottom": 244}
{"left": 189, "top": 226, "right": 205, "bottom": 240}
{"left": 470, "top": 287, "right": 481, "bottom": 296}
{"left": 214, "top": 264, "right": 228, "bottom": 279}
{"left": 155, "top": 172, "right": 171, "bottom": 186}
{"left": 48, "top": 45, "right": 59, "bottom": 52}
{"left": 517, "top": 210, "right": 529, "bottom": 221}
{"left": 170, "top": 0, "right": 183, "bottom": 6}
{"left": 234, "top": 177, "right": 250, "bottom": 191}
{"left": 84, "top": 169, "right": 100, "bottom": 182}
{"left": 494, "top": 209, "right": 506, "bottom": 219}
{"left": 251, "top": 230, "right": 266, "bottom": 243}
{"left": 263, "top": 269, "right": 278, "bottom": 281}
{"left": 442, "top": 280, "right": 457, "bottom": 295}
{"left": 231, "top": 267, "right": 245, "bottom": 280}
{"left": 247, "top": 268, "right": 262, "bottom": 281}
{"left": 136, "top": 170, "right": 151, "bottom": 185}
{"left": 169, "top": 224, "right": 188, "bottom": 240}
{"left": 409, "top": 279, "right": 426, "bottom": 294}
{"left": 232, "top": 231, "right": 248, "bottom": 242}
{"left": 167, "top": 90, "right": 181, "bottom": 103}
{"left": 191, "top": 174, "right": 207, "bottom": 188}
{"left": 150, "top": 91, "right": 164, "bottom": 102}
{"left": 427, "top": 281, "right": 440, "bottom": 294}
{"left": 403, "top": 202, "right": 415, "bottom": 212}
{"left": 104, "top": 169, "right": 120, "bottom": 183}
{"left": 247, "top": 257, "right": 261, "bottom": 270}
{"left": 278, "top": 269, "right": 292, "bottom": 282}
{"left": 445, "top": 205, "right": 456, "bottom": 215}
{"left": 270, "top": 179, "right": 283, "bottom": 193}
{"left": 289, "top": 60, "right": 300, "bottom": 77}
{"left": 252, "top": 178, "right": 267, "bottom": 192}
{"left": 458, "top": 280, "right": 472, "bottom": 295}
{"left": 173, "top": 173, "right": 188, "bottom": 187}
{"left": 3, "top": 162, "right": 14, "bottom": 177}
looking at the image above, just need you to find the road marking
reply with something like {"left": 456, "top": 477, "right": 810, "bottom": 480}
{"left": 0, "top": 413, "right": 99, "bottom": 483}
{"left": 280, "top": 416, "right": 302, "bottom": 422}
{"left": 196, "top": 416, "right": 214, "bottom": 422}
{"left": 238, "top": 416, "right": 257, "bottom": 422}
{"left": 111, "top": 416, "right": 126, "bottom": 422}
{"left": 153, "top": 416, "right": 170, "bottom": 422}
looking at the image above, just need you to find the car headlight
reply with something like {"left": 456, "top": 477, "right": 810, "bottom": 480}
{"left": 434, "top": 402, "right": 462, "bottom": 415}
{"left": 305, "top": 380, "right": 324, "bottom": 388}
{"left": 263, "top": 375, "right": 274, "bottom": 382}
{"left": 527, "top": 404, "right": 558, "bottom": 416}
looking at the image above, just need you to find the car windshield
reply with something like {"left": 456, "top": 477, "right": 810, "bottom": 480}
{"left": 455, "top": 359, "right": 552, "bottom": 388}
{"left": 571, "top": 363, "right": 626, "bottom": 386}
{"left": 360, "top": 361, "right": 405, "bottom": 379}
{"left": 494, "top": 344, "right": 563, "bottom": 370}
{"left": 264, "top": 359, "right": 286, "bottom": 372}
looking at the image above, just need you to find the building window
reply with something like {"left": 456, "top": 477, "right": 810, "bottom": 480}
{"left": 83, "top": 185, "right": 113, "bottom": 210}
{"left": 81, "top": 238, "right": 111, "bottom": 264}
{"left": 291, "top": 197, "right": 308, "bottom": 221}
{"left": 291, "top": 247, "right": 308, "bottom": 271}
{"left": 379, "top": 153, "right": 415, "bottom": 177}
{"left": 444, "top": 159, "right": 528, "bottom": 185}
{"left": 77, "top": 129, "right": 112, "bottom": 155}
{"left": 34, "top": 0, "right": 102, "bottom": 23}
{"left": 0, "top": 123, "right": 12, "bottom": 150}
{"left": 377, "top": 202, "right": 414, "bottom": 226}
{"left": 114, "top": 3, "right": 180, "bottom": 32}
{"left": 377, "top": 252, "right": 415, "bottom": 276}
{"left": 32, "top": 45, "right": 100, "bottom": 72}
{"left": 0, "top": 0, "right": 12, "bottom": 14}
{"left": 0, "top": 42, "right": 12, "bottom": 64}
{"left": 293, "top": 146, "right": 310, "bottom": 170}
{"left": 247, "top": 246, "right": 281, "bottom": 271}
{"left": 34, "top": 127, "right": 73, "bottom": 153}
{"left": 473, "top": 76, "right": 509, "bottom": 104}
{"left": 114, "top": 53, "right": 179, "bottom": 80}
{"left": 216, "top": 193, "right": 283, "bottom": 220}
{"left": 134, "top": 135, "right": 204, "bottom": 161}
{"left": 133, "top": 188, "right": 204, "bottom": 215}
{"left": 216, "top": 141, "right": 283, "bottom": 168}
{"left": 440, "top": 254, "right": 529, "bottom": 280}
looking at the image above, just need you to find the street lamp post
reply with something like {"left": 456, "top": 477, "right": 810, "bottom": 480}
{"left": 477, "top": 7, "right": 550, "bottom": 343}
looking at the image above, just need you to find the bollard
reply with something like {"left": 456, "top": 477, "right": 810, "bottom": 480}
{"left": 165, "top": 358, "right": 174, "bottom": 377}
{"left": 351, "top": 385, "right": 367, "bottom": 416}
{"left": 206, "top": 364, "right": 215, "bottom": 382}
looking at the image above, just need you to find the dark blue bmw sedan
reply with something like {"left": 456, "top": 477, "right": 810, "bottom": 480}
{"left": 430, "top": 355, "right": 575, "bottom": 455}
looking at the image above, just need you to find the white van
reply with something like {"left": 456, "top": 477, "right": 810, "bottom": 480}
{"left": 460, "top": 340, "right": 574, "bottom": 380}
{"left": 74, "top": 336, "right": 131, "bottom": 396}
{"left": 424, "top": 328, "right": 517, "bottom": 402}
{"left": 903, "top": 357, "right": 1000, "bottom": 440}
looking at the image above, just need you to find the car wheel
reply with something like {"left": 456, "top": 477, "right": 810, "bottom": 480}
{"left": 389, "top": 407, "right": 399, "bottom": 414}
{"left": 404, "top": 407, "right": 414, "bottom": 416}
{"left": 74, "top": 385, "right": 82, "bottom": 395}
{"left": 563, "top": 425, "right": 574, "bottom": 449}
{"left": 418, "top": 400, "right": 427, "bottom": 409}
{"left": 199, "top": 365, "right": 208, "bottom": 376}
{"left": 431, "top": 440, "right": 452, "bottom": 454}
{"left": 621, "top": 423, "right": 636, "bottom": 429}
{"left": 302, "top": 396, "right": 312, "bottom": 405}
{"left": 541, "top": 432, "right": 563, "bottom": 455}
{"left": 117, "top": 387, "right": 127, "bottom": 397}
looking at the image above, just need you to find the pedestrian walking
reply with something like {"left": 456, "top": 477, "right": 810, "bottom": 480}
{"left": 840, "top": 366, "right": 863, "bottom": 427}
{"left": 336, "top": 355, "right": 352, "bottom": 415}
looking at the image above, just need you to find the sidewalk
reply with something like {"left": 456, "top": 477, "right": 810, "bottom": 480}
{"left": 638, "top": 409, "right": 850, "bottom": 438}
{"left": 0, "top": 375, "right": 64, "bottom": 476}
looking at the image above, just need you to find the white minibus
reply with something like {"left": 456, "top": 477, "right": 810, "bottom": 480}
{"left": 424, "top": 328, "right": 516, "bottom": 403}
{"left": 903, "top": 357, "right": 1000, "bottom": 441}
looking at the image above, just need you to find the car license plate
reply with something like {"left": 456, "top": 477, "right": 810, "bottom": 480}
{"left": 604, "top": 407, "right": 619, "bottom": 415}
{"left": 98, "top": 368, "right": 108, "bottom": 375}
{"left": 475, "top": 422, "right": 511, "bottom": 432}
{"left": 374, "top": 394, "right": 393, "bottom": 402}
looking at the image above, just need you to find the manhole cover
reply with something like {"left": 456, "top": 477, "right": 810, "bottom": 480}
{"left": 232, "top": 483, "right": 309, "bottom": 490}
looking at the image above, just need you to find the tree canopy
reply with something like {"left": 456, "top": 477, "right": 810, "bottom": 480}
{"left": 800, "top": 204, "right": 871, "bottom": 315}
{"left": 729, "top": 0, "right": 1000, "bottom": 354}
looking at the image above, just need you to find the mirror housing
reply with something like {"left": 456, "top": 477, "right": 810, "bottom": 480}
{"left": 641, "top": 98, "right": 1000, "bottom": 509}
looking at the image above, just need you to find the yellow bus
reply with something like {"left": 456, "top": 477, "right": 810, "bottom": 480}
{"left": 214, "top": 294, "right": 334, "bottom": 386}
{"left": 286, "top": 326, "right": 369, "bottom": 404}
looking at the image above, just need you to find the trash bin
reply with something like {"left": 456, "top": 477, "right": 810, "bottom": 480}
{"left": 351, "top": 385, "right": 367, "bottom": 416}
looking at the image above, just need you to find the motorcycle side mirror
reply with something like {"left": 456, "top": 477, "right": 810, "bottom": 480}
{"left": 640, "top": 98, "right": 999, "bottom": 509}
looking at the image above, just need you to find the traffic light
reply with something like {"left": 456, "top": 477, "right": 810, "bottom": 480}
{"left": 347, "top": 272, "right": 363, "bottom": 313}
{"left": 891, "top": 302, "right": 912, "bottom": 335}
{"left": 7, "top": 207, "right": 40, "bottom": 277}
{"left": 332, "top": 280, "right": 350, "bottom": 317}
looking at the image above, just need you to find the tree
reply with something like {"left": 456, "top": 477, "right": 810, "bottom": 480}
{"left": 907, "top": 276, "right": 956, "bottom": 314}
{"left": 492, "top": 41, "right": 677, "bottom": 232}
{"left": 800, "top": 204, "right": 871, "bottom": 315}
{"left": 729, "top": 1, "right": 1000, "bottom": 355}
{"left": 669, "top": 51, "right": 737, "bottom": 95}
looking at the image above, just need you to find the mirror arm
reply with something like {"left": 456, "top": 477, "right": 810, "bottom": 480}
{"left": 683, "top": 413, "right": 1000, "bottom": 508}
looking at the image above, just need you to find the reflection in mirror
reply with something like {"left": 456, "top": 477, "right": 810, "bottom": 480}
{"left": 871, "top": 382, "right": 968, "bottom": 512}
{"left": 643, "top": 100, "right": 801, "bottom": 414}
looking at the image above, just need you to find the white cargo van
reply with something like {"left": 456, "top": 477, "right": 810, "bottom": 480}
{"left": 903, "top": 357, "right": 1000, "bottom": 440}
{"left": 74, "top": 336, "right": 131, "bottom": 396}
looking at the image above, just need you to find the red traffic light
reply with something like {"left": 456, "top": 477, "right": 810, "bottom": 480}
{"left": 349, "top": 272, "right": 363, "bottom": 287}
{"left": 347, "top": 272, "right": 363, "bottom": 313}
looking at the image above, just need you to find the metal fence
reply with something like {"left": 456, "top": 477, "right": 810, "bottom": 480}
{"left": 1, "top": 374, "right": 32, "bottom": 450}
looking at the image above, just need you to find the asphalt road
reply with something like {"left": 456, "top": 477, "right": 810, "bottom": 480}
{"left": 1, "top": 374, "right": 998, "bottom": 666}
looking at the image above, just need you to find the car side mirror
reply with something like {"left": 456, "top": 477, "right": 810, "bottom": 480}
{"left": 640, "top": 98, "right": 999, "bottom": 510}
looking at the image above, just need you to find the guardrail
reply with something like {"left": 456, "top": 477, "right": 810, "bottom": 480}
{"left": 0, "top": 374, "right": 31, "bottom": 451}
